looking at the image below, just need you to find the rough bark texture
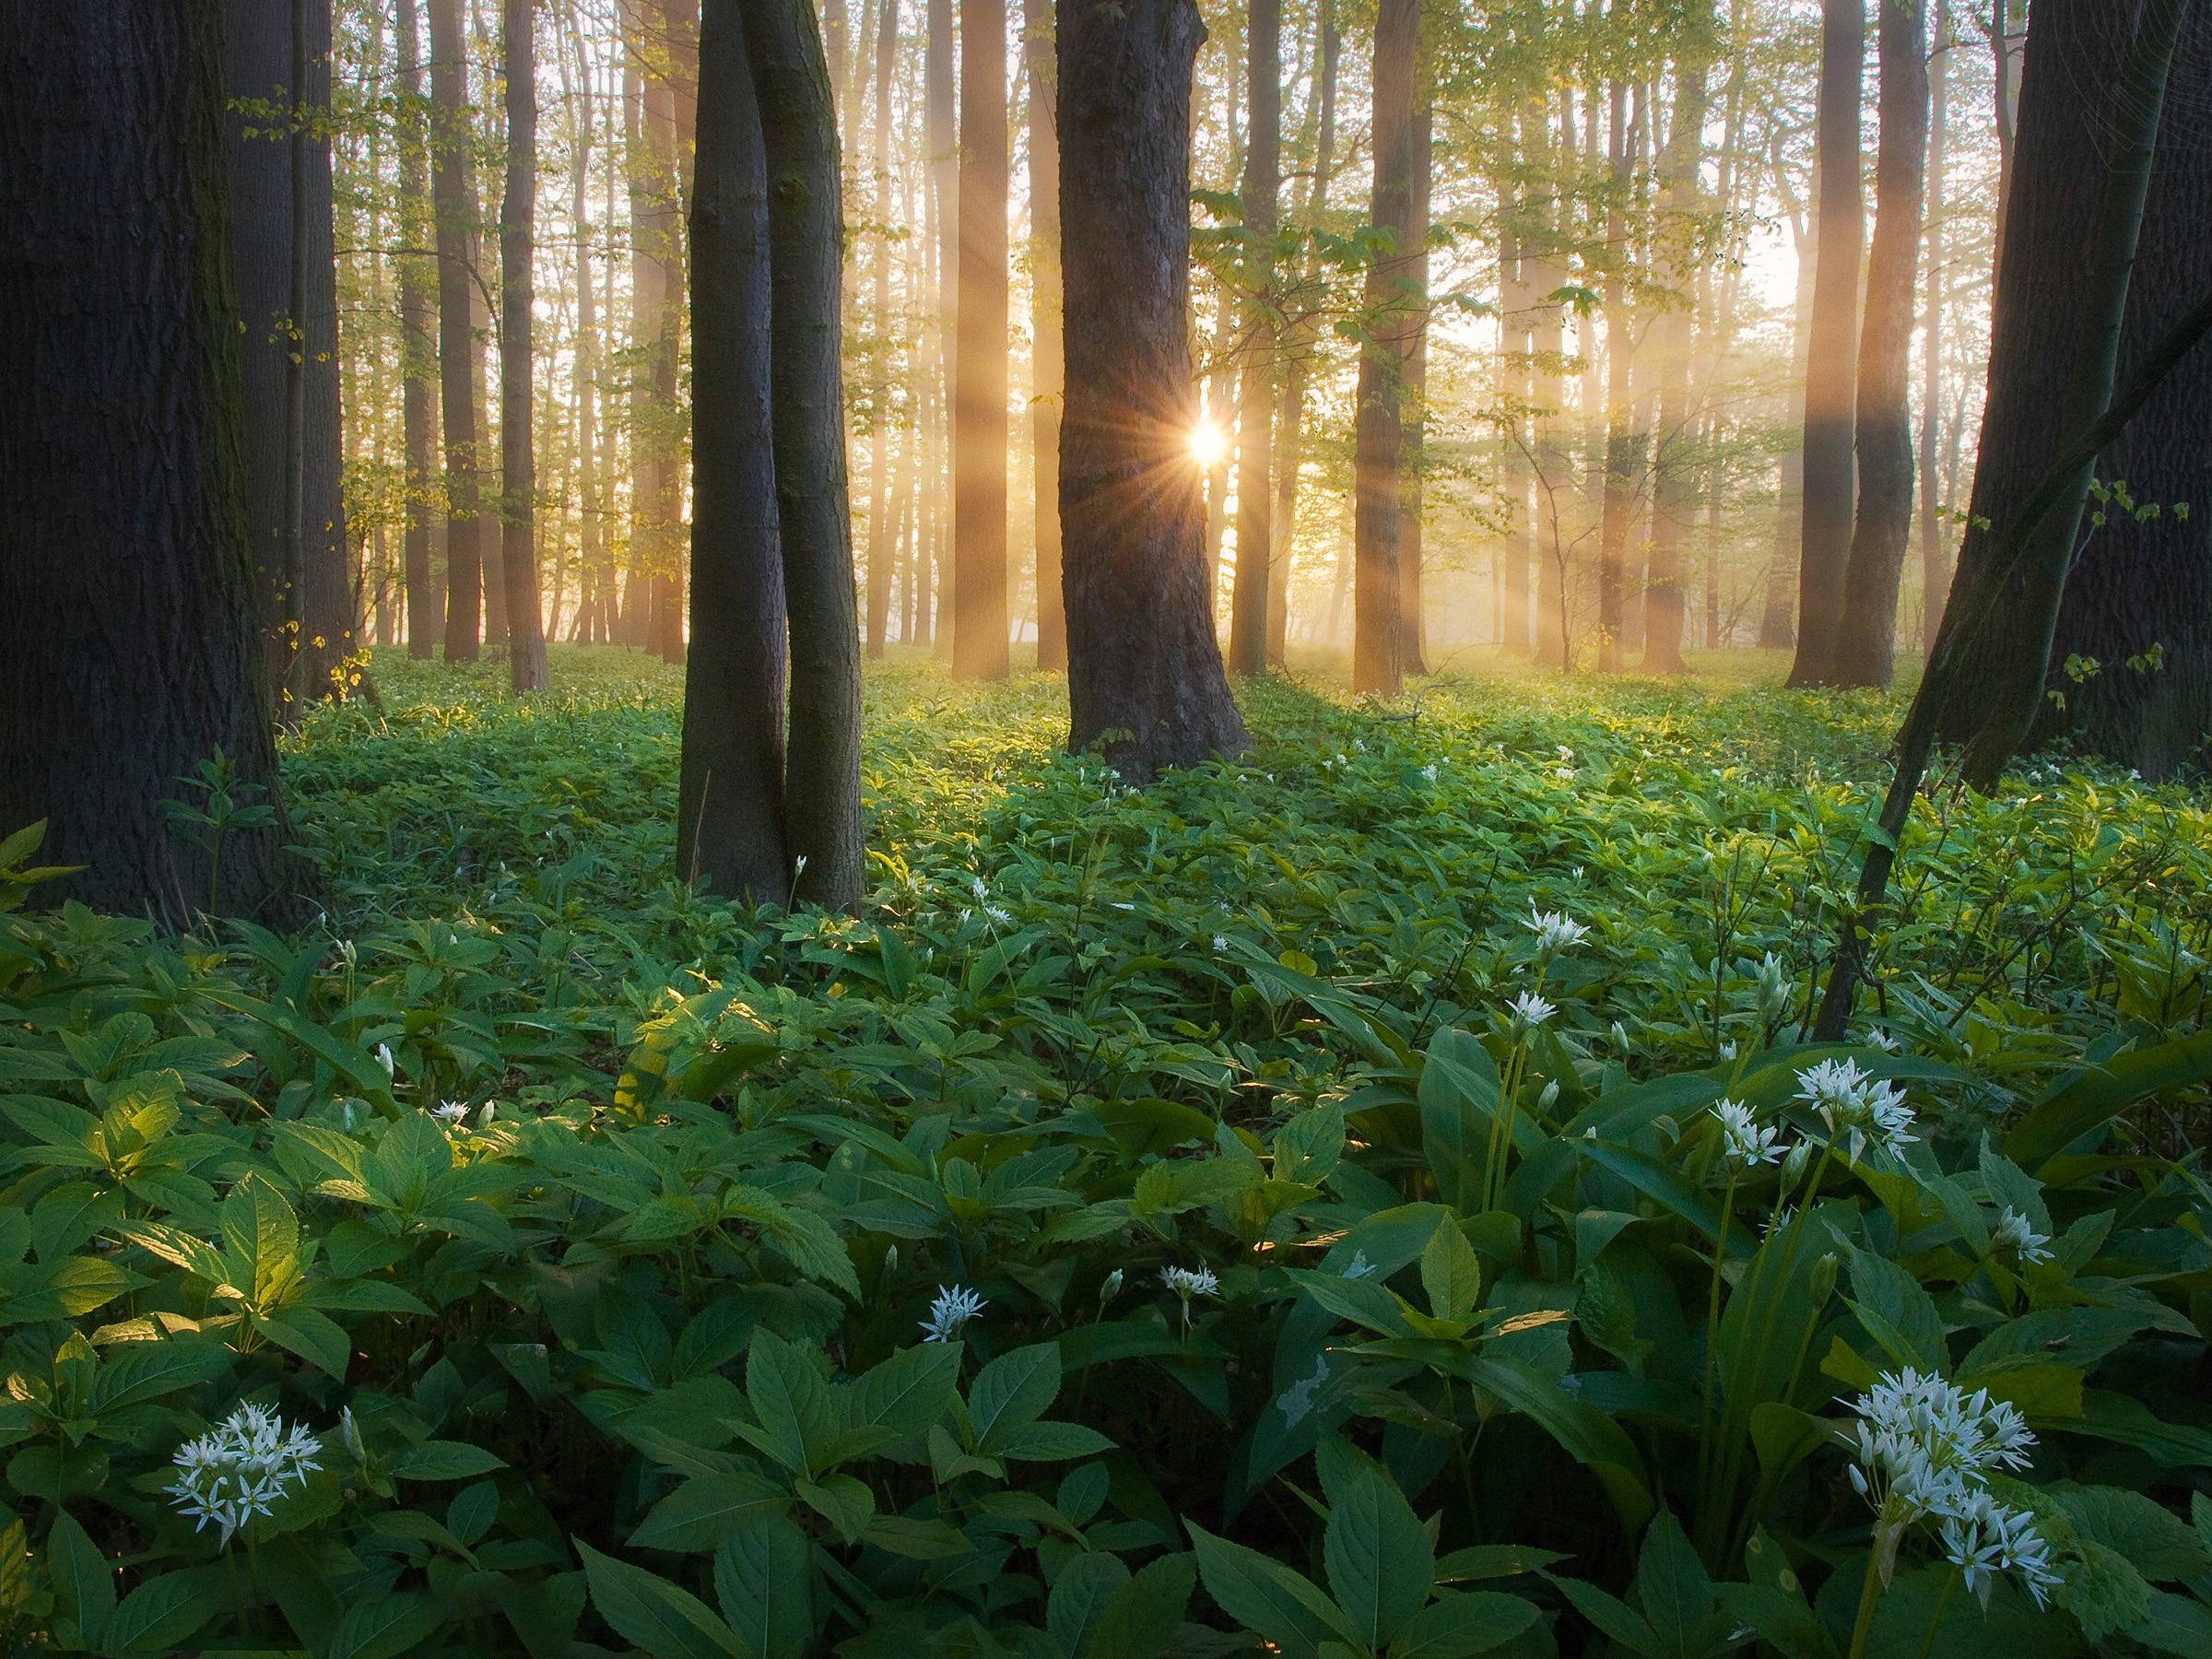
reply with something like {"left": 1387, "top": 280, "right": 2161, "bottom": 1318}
{"left": 747, "top": 0, "right": 866, "bottom": 911}
{"left": 503, "top": 0, "right": 549, "bottom": 690}
{"left": 1936, "top": 0, "right": 2208, "bottom": 780}
{"left": 1227, "top": 0, "right": 1279, "bottom": 677}
{"left": 1352, "top": 0, "right": 1419, "bottom": 697}
{"left": 1785, "top": 0, "right": 1864, "bottom": 686}
{"left": 0, "top": 0, "right": 298, "bottom": 921}
{"left": 397, "top": 0, "right": 441, "bottom": 657}
{"left": 681, "top": 0, "right": 789, "bottom": 903}
{"left": 954, "top": 0, "right": 1011, "bottom": 679}
{"left": 865, "top": 0, "right": 899, "bottom": 658}
{"left": 1831, "top": 0, "right": 1927, "bottom": 688}
{"left": 1024, "top": 0, "right": 1067, "bottom": 670}
{"left": 430, "top": 0, "right": 486, "bottom": 660}
{"left": 1059, "top": 0, "right": 1249, "bottom": 780}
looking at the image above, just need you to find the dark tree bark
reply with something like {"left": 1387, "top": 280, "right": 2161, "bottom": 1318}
{"left": 430, "top": 0, "right": 487, "bottom": 660}
{"left": 1784, "top": 0, "right": 1864, "bottom": 687}
{"left": 682, "top": 0, "right": 789, "bottom": 902}
{"left": 1916, "top": 1, "right": 1950, "bottom": 654}
{"left": 502, "top": 0, "right": 549, "bottom": 691}
{"left": 865, "top": 0, "right": 899, "bottom": 659}
{"left": 746, "top": 0, "right": 866, "bottom": 910}
{"left": 1761, "top": 141, "right": 1816, "bottom": 650}
{"left": 1227, "top": 0, "right": 1279, "bottom": 677}
{"left": 1352, "top": 0, "right": 1420, "bottom": 697}
{"left": 1024, "top": 0, "right": 1067, "bottom": 671}
{"left": 397, "top": 0, "right": 441, "bottom": 657}
{"left": 1059, "top": 0, "right": 1249, "bottom": 779}
{"left": 1, "top": 0, "right": 298, "bottom": 921}
{"left": 1935, "top": 0, "right": 2209, "bottom": 780}
{"left": 954, "top": 0, "right": 1011, "bottom": 679}
{"left": 1831, "top": 0, "right": 1928, "bottom": 688}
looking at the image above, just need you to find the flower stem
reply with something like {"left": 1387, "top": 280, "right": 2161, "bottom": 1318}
{"left": 1845, "top": 1547, "right": 1887, "bottom": 1659}
{"left": 1914, "top": 1565, "right": 1960, "bottom": 1659}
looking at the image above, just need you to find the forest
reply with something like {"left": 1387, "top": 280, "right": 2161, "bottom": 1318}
{"left": 1, "top": 0, "right": 2211, "bottom": 1653}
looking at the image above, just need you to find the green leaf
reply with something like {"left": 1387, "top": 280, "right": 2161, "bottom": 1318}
{"left": 837, "top": 1339, "right": 961, "bottom": 1443}
{"left": 2006, "top": 1030, "right": 2212, "bottom": 1171}
{"left": 1460, "top": 1354, "right": 1653, "bottom": 1529}
{"left": 1838, "top": 1241, "right": 1948, "bottom": 1375}
{"left": 1578, "top": 1138, "right": 1745, "bottom": 1255}
{"left": 1050, "top": 1550, "right": 1132, "bottom": 1659}
{"left": 2061, "top": 1393, "right": 2212, "bottom": 1467}
{"left": 391, "top": 1439, "right": 509, "bottom": 1481}
{"left": 326, "top": 1588, "right": 445, "bottom": 1659}
{"left": 1188, "top": 1519, "right": 1359, "bottom": 1659}
{"left": 253, "top": 1306, "right": 352, "bottom": 1381}
{"left": 580, "top": 1538, "right": 745, "bottom": 1659}
{"left": 2052, "top": 1539, "right": 2152, "bottom": 1643}
{"left": 714, "top": 1515, "right": 813, "bottom": 1659}
{"left": 1288, "top": 1267, "right": 1418, "bottom": 1336}
{"left": 970, "top": 1340, "right": 1064, "bottom": 1453}
{"left": 741, "top": 1328, "right": 830, "bottom": 1477}
{"left": 1420, "top": 1220, "right": 1483, "bottom": 1324}
{"left": 1324, "top": 1459, "right": 1434, "bottom": 1650}
{"left": 1550, "top": 1573, "right": 1657, "bottom": 1654}
{"left": 794, "top": 1472, "right": 875, "bottom": 1544}
{"left": 2131, "top": 1591, "right": 2212, "bottom": 1658}
{"left": 1387, "top": 1589, "right": 1541, "bottom": 1659}
{"left": 47, "top": 1511, "right": 113, "bottom": 1651}
{"left": 1434, "top": 1546, "right": 1571, "bottom": 1583}
{"left": 1091, "top": 1551, "right": 1198, "bottom": 1659}
{"left": 1628, "top": 1509, "right": 1717, "bottom": 1659}
{"left": 2055, "top": 1486, "right": 2211, "bottom": 1583}
{"left": 629, "top": 1472, "right": 789, "bottom": 1554}
{"left": 86, "top": 1336, "right": 226, "bottom": 1413}
{"left": 994, "top": 1418, "right": 1117, "bottom": 1460}
{"left": 860, "top": 1514, "right": 975, "bottom": 1559}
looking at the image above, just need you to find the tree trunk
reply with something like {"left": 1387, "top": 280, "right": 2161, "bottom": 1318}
{"left": 502, "top": 0, "right": 549, "bottom": 691}
{"left": 397, "top": 0, "right": 442, "bottom": 658}
{"left": 747, "top": 0, "right": 866, "bottom": 910}
{"left": 1352, "top": 0, "right": 1419, "bottom": 697}
{"left": 1, "top": 0, "right": 298, "bottom": 921}
{"left": 1497, "top": 191, "right": 1531, "bottom": 654}
{"left": 952, "top": 0, "right": 1010, "bottom": 678}
{"left": 1598, "top": 75, "right": 1636, "bottom": 671}
{"left": 1784, "top": 0, "right": 1864, "bottom": 686}
{"left": 1059, "top": 0, "right": 1249, "bottom": 779}
{"left": 430, "top": 0, "right": 487, "bottom": 660}
{"left": 925, "top": 0, "right": 954, "bottom": 658}
{"left": 865, "top": 0, "right": 900, "bottom": 658}
{"left": 682, "top": 0, "right": 789, "bottom": 902}
{"left": 1227, "top": 0, "right": 1279, "bottom": 676}
{"left": 1024, "top": 0, "right": 1066, "bottom": 670}
{"left": 1917, "top": 1, "right": 1949, "bottom": 657}
{"left": 1831, "top": 0, "right": 1927, "bottom": 688}
{"left": 1398, "top": 89, "right": 1433, "bottom": 676}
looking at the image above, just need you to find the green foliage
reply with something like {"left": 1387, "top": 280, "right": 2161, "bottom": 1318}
{"left": 0, "top": 649, "right": 2206, "bottom": 1656}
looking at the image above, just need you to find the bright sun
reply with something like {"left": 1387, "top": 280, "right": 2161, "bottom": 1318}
{"left": 1188, "top": 418, "right": 1228, "bottom": 468}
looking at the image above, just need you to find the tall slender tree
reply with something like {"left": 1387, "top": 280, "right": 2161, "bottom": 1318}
{"left": 1915, "top": 0, "right": 1949, "bottom": 654}
{"left": 953, "top": 0, "right": 1010, "bottom": 678}
{"left": 865, "top": 0, "right": 900, "bottom": 657}
{"left": 1398, "top": 88, "right": 1433, "bottom": 675}
{"left": 502, "top": 0, "right": 549, "bottom": 690}
{"left": 1784, "top": 0, "right": 1865, "bottom": 686}
{"left": 925, "top": 0, "right": 956, "bottom": 657}
{"left": 1059, "top": 0, "right": 1249, "bottom": 777}
{"left": 397, "top": 0, "right": 441, "bottom": 657}
{"left": 430, "top": 0, "right": 487, "bottom": 660}
{"left": 1024, "top": 0, "right": 1066, "bottom": 670}
{"left": 1227, "top": 0, "right": 1279, "bottom": 677}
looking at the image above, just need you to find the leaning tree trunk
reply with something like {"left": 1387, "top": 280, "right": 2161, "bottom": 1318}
{"left": 1059, "top": 0, "right": 1250, "bottom": 779}
{"left": 1024, "top": 0, "right": 1067, "bottom": 670}
{"left": 1226, "top": 0, "right": 1279, "bottom": 677}
{"left": 746, "top": 0, "right": 866, "bottom": 911}
{"left": 681, "top": 0, "right": 790, "bottom": 903}
{"left": 397, "top": 0, "right": 441, "bottom": 656}
{"left": 502, "top": 0, "right": 550, "bottom": 690}
{"left": 953, "top": 0, "right": 1011, "bottom": 679}
{"left": 1784, "top": 0, "right": 1865, "bottom": 687}
{"left": 1831, "top": 0, "right": 1928, "bottom": 688}
{"left": 430, "top": 0, "right": 486, "bottom": 660}
{"left": 1352, "top": 0, "right": 1420, "bottom": 697}
{"left": 0, "top": 0, "right": 298, "bottom": 922}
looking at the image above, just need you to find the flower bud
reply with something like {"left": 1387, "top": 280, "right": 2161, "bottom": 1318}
{"left": 1807, "top": 1253, "right": 1840, "bottom": 1311}
{"left": 1100, "top": 1268, "right": 1124, "bottom": 1304}
{"left": 1780, "top": 1139, "right": 1813, "bottom": 1194}
{"left": 1537, "top": 1078, "right": 1560, "bottom": 1112}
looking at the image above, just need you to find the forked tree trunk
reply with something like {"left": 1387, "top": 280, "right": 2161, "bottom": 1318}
{"left": 1227, "top": 0, "right": 1279, "bottom": 677}
{"left": 1831, "top": 0, "right": 1927, "bottom": 688}
{"left": 502, "top": 0, "right": 549, "bottom": 691}
{"left": 1785, "top": 0, "right": 1864, "bottom": 686}
{"left": 1, "top": 0, "right": 298, "bottom": 921}
{"left": 953, "top": 0, "right": 1011, "bottom": 678}
{"left": 746, "top": 0, "right": 865, "bottom": 910}
{"left": 1352, "top": 0, "right": 1420, "bottom": 697}
{"left": 681, "top": 0, "right": 789, "bottom": 902}
{"left": 1059, "top": 0, "right": 1249, "bottom": 779}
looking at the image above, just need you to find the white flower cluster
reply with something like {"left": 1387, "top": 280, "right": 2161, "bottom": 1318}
{"left": 1524, "top": 906, "right": 1591, "bottom": 956}
{"left": 919, "top": 1284, "right": 987, "bottom": 1342}
{"left": 1508, "top": 990, "right": 1556, "bottom": 1035}
{"left": 167, "top": 1403, "right": 323, "bottom": 1544}
{"left": 1159, "top": 1265, "right": 1219, "bottom": 1300}
{"left": 1991, "top": 1207, "right": 2053, "bottom": 1265}
{"left": 1794, "top": 1057, "right": 1916, "bottom": 1164}
{"left": 1714, "top": 1100, "right": 1784, "bottom": 1171}
{"left": 1848, "top": 1368, "right": 2055, "bottom": 1607}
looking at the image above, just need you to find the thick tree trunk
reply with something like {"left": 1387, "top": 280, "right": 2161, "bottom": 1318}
{"left": 953, "top": 0, "right": 1011, "bottom": 678}
{"left": 1059, "top": 0, "right": 1249, "bottom": 779}
{"left": 503, "top": 0, "right": 549, "bottom": 691}
{"left": 1024, "top": 0, "right": 1067, "bottom": 670}
{"left": 1, "top": 0, "right": 297, "bottom": 921}
{"left": 865, "top": 0, "right": 900, "bottom": 658}
{"left": 1831, "top": 0, "right": 1927, "bottom": 688}
{"left": 398, "top": 0, "right": 441, "bottom": 657}
{"left": 1352, "top": 0, "right": 1419, "bottom": 697}
{"left": 747, "top": 0, "right": 866, "bottom": 910}
{"left": 1784, "top": 0, "right": 1864, "bottom": 686}
{"left": 1227, "top": 0, "right": 1279, "bottom": 677}
{"left": 430, "top": 0, "right": 486, "bottom": 659}
{"left": 682, "top": 0, "right": 789, "bottom": 902}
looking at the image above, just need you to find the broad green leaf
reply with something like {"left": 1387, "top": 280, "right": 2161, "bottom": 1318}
{"left": 253, "top": 1306, "right": 352, "bottom": 1381}
{"left": 2131, "top": 1592, "right": 2212, "bottom": 1658}
{"left": 326, "top": 1589, "right": 444, "bottom": 1659}
{"left": 630, "top": 1473, "right": 789, "bottom": 1553}
{"left": 1090, "top": 1551, "right": 1199, "bottom": 1659}
{"left": 1460, "top": 1354, "right": 1653, "bottom": 1528}
{"left": 860, "top": 1514, "right": 975, "bottom": 1559}
{"left": 794, "top": 1473, "right": 875, "bottom": 1543}
{"left": 1388, "top": 1589, "right": 1540, "bottom": 1659}
{"left": 2055, "top": 1487, "right": 2211, "bottom": 1583}
{"left": 741, "top": 1328, "right": 830, "bottom": 1477}
{"left": 86, "top": 1336, "right": 226, "bottom": 1413}
{"left": 837, "top": 1339, "right": 961, "bottom": 1442}
{"left": 391, "top": 1439, "right": 509, "bottom": 1481}
{"left": 1420, "top": 1219, "right": 1483, "bottom": 1324}
{"left": 2006, "top": 1030, "right": 2212, "bottom": 1171}
{"left": 1628, "top": 1509, "right": 1717, "bottom": 1659}
{"left": 1324, "top": 1460, "right": 1434, "bottom": 1650}
{"left": 47, "top": 1512, "right": 113, "bottom": 1650}
{"left": 580, "top": 1538, "right": 745, "bottom": 1659}
{"left": 1188, "top": 1520, "right": 1360, "bottom": 1659}
{"left": 970, "top": 1340, "right": 1064, "bottom": 1453}
{"left": 994, "top": 1418, "right": 1117, "bottom": 1460}
{"left": 714, "top": 1515, "right": 813, "bottom": 1659}
{"left": 1049, "top": 1549, "right": 1132, "bottom": 1659}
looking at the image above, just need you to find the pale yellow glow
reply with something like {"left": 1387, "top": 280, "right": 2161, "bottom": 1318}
{"left": 1188, "top": 418, "right": 1229, "bottom": 469}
